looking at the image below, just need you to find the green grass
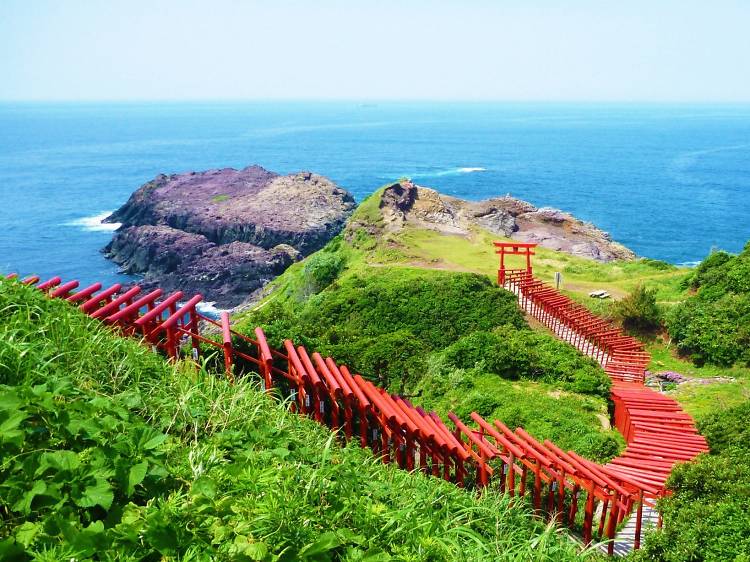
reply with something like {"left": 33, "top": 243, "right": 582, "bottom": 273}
{"left": 0, "top": 278, "right": 600, "bottom": 561}
{"left": 416, "top": 373, "right": 623, "bottom": 462}
{"left": 392, "top": 225, "right": 690, "bottom": 305}
{"left": 642, "top": 340, "right": 750, "bottom": 420}
{"left": 211, "top": 194, "right": 231, "bottom": 203}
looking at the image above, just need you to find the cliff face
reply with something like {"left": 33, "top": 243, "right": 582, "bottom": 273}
{"left": 104, "top": 166, "right": 356, "bottom": 306}
{"left": 352, "top": 180, "right": 635, "bottom": 262}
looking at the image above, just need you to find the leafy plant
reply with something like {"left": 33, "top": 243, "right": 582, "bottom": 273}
{"left": 435, "top": 326, "right": 610, "bottom": 398}
{"left": 613, "top": 284, "right": 662, "bottom": 334}
{"left": 303, "top": 250, "right": 346, "bottom": 294}
{"left": 667, "top": 241, "right": 750, "bottom": 367}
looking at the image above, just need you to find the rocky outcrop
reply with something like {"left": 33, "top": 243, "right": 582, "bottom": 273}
{"left": 104, "top": 166, "right": 355, "bottom": 306}
{"left": 360, "top": 180, "right": 634, "bottom": 262}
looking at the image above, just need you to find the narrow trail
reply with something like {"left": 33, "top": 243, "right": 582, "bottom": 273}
{"left": 5, "top": 254, "right": 709, "bottom": 556}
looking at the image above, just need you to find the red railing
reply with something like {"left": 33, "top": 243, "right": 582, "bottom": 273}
{"left": 501, "top": 270, "right": 709, "bottom": 550}
{"left": 4, "top": 269, "right": 710, "bottom": 555}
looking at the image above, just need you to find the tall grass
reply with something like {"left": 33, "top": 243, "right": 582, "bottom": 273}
{"left": 0, "top": 279, "right": 600, "bottom": 560}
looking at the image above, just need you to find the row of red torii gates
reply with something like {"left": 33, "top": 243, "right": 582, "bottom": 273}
{"left": 4, "top": 244, "right": 708, "bottom": 555}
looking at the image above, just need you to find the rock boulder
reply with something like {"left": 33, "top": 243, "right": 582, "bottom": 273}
{"left": 104, "top": 166, "right": 355, "bottom": 306}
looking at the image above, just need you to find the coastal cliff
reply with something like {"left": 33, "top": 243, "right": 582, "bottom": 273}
{"left": 348, "top": 180, "right": 635, "bottom": 262}
{"left": 103, "top": 166, "right": 355, "bottom": 306}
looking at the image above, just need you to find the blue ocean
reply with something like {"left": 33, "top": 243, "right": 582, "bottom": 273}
{"left": 1, "top": 102, "right": 749, "bottom": 289}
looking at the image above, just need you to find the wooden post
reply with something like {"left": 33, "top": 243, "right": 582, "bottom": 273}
{"left": 606, "top": 492, "right": 619, "bottom": 556}
{"left": 220, "top": 312, "right": 234, "bottom": 383}
{"left": 583, "top": 484, "right": 596, "bottom": 544}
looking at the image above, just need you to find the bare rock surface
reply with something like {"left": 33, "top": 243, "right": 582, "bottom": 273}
{"left": 369, "top": 180, "right": 635, "bottom": 262}
{"left": 104, "top": 166, "right": 355, "bottom": 306}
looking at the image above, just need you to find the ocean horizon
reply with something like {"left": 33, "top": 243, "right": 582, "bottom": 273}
{"left": 1, "top": 101, "right": 749, "bottom": 289}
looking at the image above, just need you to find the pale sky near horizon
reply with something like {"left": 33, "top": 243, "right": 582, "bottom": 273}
{"left": 2, "top": 0, "right": 749, "bottom": 102}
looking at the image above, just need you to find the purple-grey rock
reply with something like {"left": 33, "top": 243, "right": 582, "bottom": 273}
{"left": 104, "top": 166, "right": 355, "bottom": 307}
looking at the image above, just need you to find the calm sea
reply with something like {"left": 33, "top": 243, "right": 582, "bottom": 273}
{"left": 1, "top": 102, "right": 749, "bottom": 290}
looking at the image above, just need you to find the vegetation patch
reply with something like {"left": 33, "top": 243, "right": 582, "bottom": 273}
{"left": 0, "top": 278, "right": 596, "bottom": 561}
{"left": 667, "top": 243, "right": 750, "bottom": 367}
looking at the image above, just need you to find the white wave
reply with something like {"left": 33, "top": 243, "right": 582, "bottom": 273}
{"left": 65, "top": 211, "right": 121, "bottom": 232}
{"left": 668, "top": 143, "right": 750, "bottom": 185}
{"left": 196, "top": 301, "right": 226, "bottom": 318}
{"left": 412, "top": 166, "right": 487, "bottom": 178}
{"left": 677, "top": 260, "right": 701, "bottom": 268}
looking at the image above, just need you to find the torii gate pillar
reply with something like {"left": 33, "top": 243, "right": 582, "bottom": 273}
{"left": 493, "top": 241, "right": 537, "bottom": 286}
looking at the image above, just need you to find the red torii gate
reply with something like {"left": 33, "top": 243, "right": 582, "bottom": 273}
{"left": 494, "top": 241, "right": 537, "bottom": 285}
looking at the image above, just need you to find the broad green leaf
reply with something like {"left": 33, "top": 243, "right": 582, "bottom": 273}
{"left": 142, "top": 432, "right": 167, "bottom": 450}
{"left": 35, "top": 450, "right": 80, "bottom": 475}
{"left": 126, "top": 460, "right": 148, "bottom": 496}
{"left": 71, "top": 520, "right": 106, "bottom": 557}
{"left": 14, "top": 521, "right": 40, "bottom": 548}
{"left": 242, "top": 542, "right": 269, "bottom": 561}
{"left": 191, "top": 476, "right": 217, "bottom": 499}
{"left": 0, "top": 537, "right": 25, "bottom": 561}
{"left": 75, "top": 478, "right": 113, "bottom": 510}
{"left": 66, "top": 417, "right": 101, "bottom": 439}
{"left": 0, "top": 410, "right": 27, "bottom": 434}
{"left": 232, "top": 537, "right": 269, "bottom": 560}
{"left": 145, "top": 524, "right": 178, "bottom": 555}
{"left": 0, "top": 389, "right": 22, "bottom": 410}
{"left": 11, "top": 480, "right": 46, "bottom": 515}
{"left": 361, "top": 550, "right": 392, "bottom": 562}
{"left": 299, "top": 532, "right": 343, "bottom": 558}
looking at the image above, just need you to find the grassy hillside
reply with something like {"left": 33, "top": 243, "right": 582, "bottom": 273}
{"left": 0, "top": 278, "right": 601, "bottom": 561}
{"left": 255, "top": 188, "right": 750, "bottom": 416}
{"left": 236, "top": 193, "right": 627, "bottom": 462}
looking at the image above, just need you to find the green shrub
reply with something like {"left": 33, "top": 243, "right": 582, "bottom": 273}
{"left": 303, "top": 251, "right": 346, "bottom": 294}
{"left": 250, "top": 267, "right": 526, "bottom": 369}
{"left": 328, "top": 330, "right": 428, "bottom": 391}
{"left": 698, "top": 400, "right": 750, "bottom": 454}
{"left": 437, "top": 327, "right": 611, "bottom": 398}
{"left": 299, "top": 269, "right": 526, "bottom": 349}
{"left": 667, "top": 292, "right": 750, "bottom": 367}
{"left": 613, "top": 284, "right": 662, "bottom": 334}
{"left": 639, "top": 258, "right": 676, "bottom": 271}
{"left": 668, "top": 241, "right": 750, "bottom": 367}
{"left": 682, "top": 250, "right": 734, "bottom": 290}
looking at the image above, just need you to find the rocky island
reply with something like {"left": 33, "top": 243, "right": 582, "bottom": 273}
{"left": 103, "top": 165, "right": 356, "bottom": 307}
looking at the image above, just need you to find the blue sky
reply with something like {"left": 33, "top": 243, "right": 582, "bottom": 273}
{"left": 2, "top": 0, "right": 749, "bottom": 102}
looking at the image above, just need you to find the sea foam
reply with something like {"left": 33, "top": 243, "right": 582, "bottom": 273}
{"left": 65, "top": 212, "right": 121, "bottom": 232}
{"left": 196, "top": 301, "right": 225, "bottom": 319}
{"left": 413, "top": 166, "right": 487, "bottom": 178}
